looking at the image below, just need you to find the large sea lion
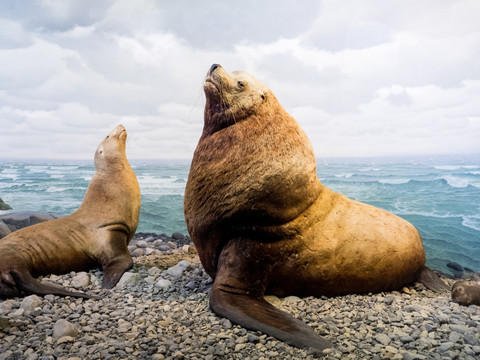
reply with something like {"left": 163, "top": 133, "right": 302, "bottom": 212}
{"left": 184, "top": 64, "right": 447, "bottom": 353}
{"left": 0, "top": 125, "right": 140, "bottom": 299}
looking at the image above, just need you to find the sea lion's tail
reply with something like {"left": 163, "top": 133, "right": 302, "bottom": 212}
{"left": 417, "top": 266, "right": 450, "bottom": 292}
{"left": 10, "top": 269, "right": 101, "bottom": 300}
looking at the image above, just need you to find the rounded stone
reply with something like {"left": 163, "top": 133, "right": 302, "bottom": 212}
{"left": 53, "top": 319, "right": 78, "bottom": 340}
{"left": 20, "top": 295, "right": 43, "bottom": 311}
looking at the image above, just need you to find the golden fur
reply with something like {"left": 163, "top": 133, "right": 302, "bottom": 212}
{"left": 0, "top": 125, "right": 140, "bottom": 298}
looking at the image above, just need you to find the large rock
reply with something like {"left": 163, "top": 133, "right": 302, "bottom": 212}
{"left": 0, "top": 211, "right": 60, "bottom": 232}
{"left": 0, "top": 220, "right": 11, "bottom": 239}
{"left": 0, "top": 197, "right": 12, "bottom": 210}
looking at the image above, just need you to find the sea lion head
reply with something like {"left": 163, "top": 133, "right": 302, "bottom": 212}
{"left": 94, "top": 124, "right": 128, "bottom": 171}
{"left": 203, "top": 64, "right": 272, "bottom": 135}
{"left": 451, "top": 281, "right": 480, "bottom": 306}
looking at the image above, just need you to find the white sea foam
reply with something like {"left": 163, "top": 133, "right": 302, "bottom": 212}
{"left": 443, "top": 175, "right": 474, "bottom": 188}
{"left": 0, "top": 168, "right": 19, "bottom": 180}
{"left": 1, "top": 168, "right": 18, "bottom": 174}
{"left": 434, "top": 165, "right": 480, "bottom": 170}
{"left": 334, "top": 173, "right": 354, "bottom": 178}
{"left": 49, "top": 166, "right": 80, "bottom": 171}
{"left": 394, "top": 201, "right": 454, "bottom": 218}
{"left": 378, "top": 179, "right": 410, "bottom": 185}
{"left": 360, "top": 168, "right": 380, "bottom": 172}
{"left": 46, "top": 186, "right": 69, "bottom": 192}
{"left": 462, "top": 216, "right": 480, "bottom": 231}
{"left": 25, "top": 165, "right": 49, "bottom": 173}
{"left": 50, "top": 174, "right": 65, "bottom": 179}
{"left": 137, "top": 175, "right": 186, "bottom": 196}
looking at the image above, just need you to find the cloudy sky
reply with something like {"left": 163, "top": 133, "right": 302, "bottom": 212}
{"left": 0, "top": 0, "right": 479, "bottom": 160}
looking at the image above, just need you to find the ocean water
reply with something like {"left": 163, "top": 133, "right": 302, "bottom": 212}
{"left": 1, "top": 154, "right": 479, "bottom": 274}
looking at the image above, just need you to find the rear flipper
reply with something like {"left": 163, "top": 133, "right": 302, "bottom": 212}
{"left": 11, "top": 269, "right": 101, "bottom": 299}
{"left": 0, "top": 279, "right": 21, "bottom": 298}
{"left": 211, "top": 282, "right": 331, "bottom": 355}
{"left": 417, "top": 266, "right": 450, "bottom": 292}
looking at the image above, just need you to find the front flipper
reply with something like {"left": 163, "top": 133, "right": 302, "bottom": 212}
{"left": 211, "top": 282, "right": 331, "bottom": 353}
{"left": 99, "top": 224, "right": 134, "bottom": 288}
{"left": 210, "top": 238, "right": 331, "bottom": 354}
{"left": 102, "top": 254, "right": 133, "bottom": 288}
{"left": 417, "top": 266, "right": 450, "bottom": 292}
{"left": 11, "top": 269, "right": 100, "bottom": 299}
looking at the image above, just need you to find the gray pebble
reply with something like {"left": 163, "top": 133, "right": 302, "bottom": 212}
{"left": 131, "top": 248, "right": 145, "bottom": 257}
{"left": 20, "top": 295, "right": 42, "bottom": 311}
{"left": 116, "top": 272, "right": 141, "bottom": 287}
{"left": 53, "top": 319, "right": 78, "bottom": 340}
{"left": 165, "top": 265, "right": 184, "bottom": 278}
{"left": 71, "top": 272, "right": 90, "bottom": 288}
{"left": 136, "top": 240, "right": 148, "bottom": 248}
{"left": 155, "top": 279, "right": 172, "bottom": 291}
{"left": 375, "top": 333, "right": 391, "bottom": 346}
{"left": 172, "top": 232, "right": 184, "bottom": 240}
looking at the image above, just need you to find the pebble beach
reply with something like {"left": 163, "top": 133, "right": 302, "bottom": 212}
{"left": 1, "top": 232, "right": 479, "bottom": 360}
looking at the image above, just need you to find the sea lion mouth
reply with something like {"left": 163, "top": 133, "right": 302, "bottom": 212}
{"left": 119, "top": 129, "right": 127, "bottom": 140}
{"left": 204, "top": 77, "right": 223, "bottom": 103}
{"left": 205, "top": 78, "right": 218, "bottom": 88}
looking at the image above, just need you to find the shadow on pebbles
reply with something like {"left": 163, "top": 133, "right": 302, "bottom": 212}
{"left": 1, "top": 232, "right": 479, "bottom": 360}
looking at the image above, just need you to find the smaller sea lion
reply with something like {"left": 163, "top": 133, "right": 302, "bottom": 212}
{"left": 452, "top": 281, "right": 480, "bottom": 306}
{"left": 0, "top": 125, "right": 141, "bottom": 299}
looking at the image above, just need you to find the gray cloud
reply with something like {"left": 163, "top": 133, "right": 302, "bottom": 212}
{"left": 0, "top": 0, "right": 479, "bottom": 160}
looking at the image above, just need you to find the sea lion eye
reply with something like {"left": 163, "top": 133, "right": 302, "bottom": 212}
{"left": 261, "top": 94, "right": 266, "bottom": 100}
{"left": 237, "top": 81, "right": 245, "bottom": 88}
{"left": 106, "top": 135, "right": 110, "bottom": 139}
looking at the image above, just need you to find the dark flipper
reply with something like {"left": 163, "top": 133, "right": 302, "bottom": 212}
{"left": 0, "top": 280, "right": 21, "bottom": 298}
{"left": 417, "top": 266, "right": 450, "bottom": 292}
{"left": 12, "top": 270, "right": 100, "bottom": 299}
{"left": 210, "top": 238, "right": 331, "bottom": 355}
{"left": 102, "top": 254, "right": 133, "bottom": 289}
{"left": 99, "top": 226, "right": 134, "bottom": 289}
{"left": 211, "top": 282, "right": 331, "bottom": 354}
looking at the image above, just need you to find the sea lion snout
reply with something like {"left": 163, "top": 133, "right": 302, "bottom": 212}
{"left": 108, "top": 124, "right": 127, "bottom": 140}
{"left": 209, "top": 63, "right": 221, "bottom": 75}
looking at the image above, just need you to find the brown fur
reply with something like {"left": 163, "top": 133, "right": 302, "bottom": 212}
{"left": 452, "top": 281, "right": 480, "bottom": 306}
{"left": 185, "top": 65, "right": 426, "bottom": 295}
{"left": 184, "top": 65, "right": 435, "bottom": 352}
{"left": 0, "top": 125, "right": 140, "bottom": 298}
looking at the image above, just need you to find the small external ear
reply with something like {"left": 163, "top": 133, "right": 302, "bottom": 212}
{"left": 261, "top": 93, "right": 266, "bottom": 100}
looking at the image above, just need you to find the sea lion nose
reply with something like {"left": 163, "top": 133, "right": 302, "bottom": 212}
{"left": 209, "top": 64, "right": 220, "bottom": 75}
